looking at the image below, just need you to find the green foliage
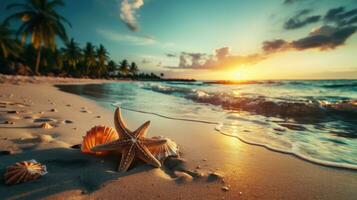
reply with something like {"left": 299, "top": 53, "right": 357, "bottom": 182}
{"left": 106, "top": 60, "right": 118, "bottom": 77}
{"left": 0, "top": 22, "right": 21, "bottom": 59}
{"left": 129, "top": 62, "right": 138, "bottom": 75}
{"left": 6, "top": 0, "right": 71, "bottom": 74}
{"left": 96, "top": 44, "right": 109, "bottom": 77}
{"left": 61, "top": 38, "right": 82, "bottom": 73}
{"left": 1, "top": 0, "right": 164, "bottom": 80}
{"left": 119, "top": 59, "right": 129, "bottom": 75}
{"left": 83, "top": 42, "right": 96, "bottom": 76}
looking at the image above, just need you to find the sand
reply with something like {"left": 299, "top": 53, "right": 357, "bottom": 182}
{"left": 0, "top": 74, "right": 357, "bottom": 200}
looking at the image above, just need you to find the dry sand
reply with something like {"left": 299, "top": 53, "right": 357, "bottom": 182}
{"left": 0, "top": 74, "right": 357, "bottom": 200}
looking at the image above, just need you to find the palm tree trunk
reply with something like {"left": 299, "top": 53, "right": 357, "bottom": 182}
{"left": 35, "top": 47, "right": 42, "bottom": 75}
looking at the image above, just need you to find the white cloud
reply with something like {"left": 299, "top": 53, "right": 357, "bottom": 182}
{"left": 120, "top": 0, "right": 144, "bottom": 31}
{"left": 172, "top": 47, "right": 265, "bottom": 70}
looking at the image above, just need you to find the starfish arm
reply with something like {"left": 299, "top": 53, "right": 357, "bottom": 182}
{"left": 136, "top": 144, "right": 162, "bottom": 168}
{"left": 114, "top": 107, "right": 132, "bottom": 139}
{"left": 140, "top": 138, "right": 167, "bottom": 147}
{"left": 91, "top": 139, "right": 131, "bottom": 152}
{"left": 118, "top": 144, "right": 136, "bottom": 172}
{"left": 133, "top": 121, "right": 150, "bottom": 138}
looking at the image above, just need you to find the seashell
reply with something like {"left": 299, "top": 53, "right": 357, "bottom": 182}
{"left": 4, "top": 160, "right": 47, "bottom": 185}
{"left": 81, "top": 125, "right": 118, "bottom": 155}
{"left": 37, "top": 134, "right": 53, "bottom": 143}
{"left": 40, "top": 122, "right": 53, "bottom": 129}
{"left": 148, "top": 136, "right": 179, "bottom": 161}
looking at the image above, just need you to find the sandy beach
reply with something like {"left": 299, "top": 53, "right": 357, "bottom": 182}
{"left": 0, "top": 75, "right": 357, "bottom": 200}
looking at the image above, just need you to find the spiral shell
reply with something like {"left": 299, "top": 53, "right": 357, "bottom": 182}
{"left": 4, "top": 160, "right": 47, "bottom": 185}
{"left": 81, "top": 125, "right": 118, "bottom": 155}
{"left": 149, "top": 136, "right": 179, "bottom": 161}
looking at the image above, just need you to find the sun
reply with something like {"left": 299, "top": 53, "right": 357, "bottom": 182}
{"left": 230, "top": 69, "right": 248, "bottom": 81}
{"left": 234, "top": 71, "right": 243, "bottom": 80}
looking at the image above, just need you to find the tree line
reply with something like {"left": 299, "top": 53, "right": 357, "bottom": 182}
{"left": 0, "top": 0, "right": 162, "bottom": 80}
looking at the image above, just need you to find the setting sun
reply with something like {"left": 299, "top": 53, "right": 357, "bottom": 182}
{"left": 233, "top": 70, "right": 244, "bottom": 80}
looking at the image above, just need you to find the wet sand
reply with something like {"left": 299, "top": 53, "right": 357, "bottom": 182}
{"left": 0, "top": 75, "right": 357, "bottom": 200}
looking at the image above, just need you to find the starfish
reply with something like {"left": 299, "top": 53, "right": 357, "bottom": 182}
{"left": 92, "top": 107, "right": 167, "bottom": 172}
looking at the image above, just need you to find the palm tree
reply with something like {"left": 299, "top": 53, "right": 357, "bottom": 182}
{"left": 52, "top": 48, "right": 63, "bottom": 70}
{"left": 6, "top": 0, "right": 71, "bottom": 75}
{"left": 21, "top": 44, "right": 37, "bottom": 68}
{"left": 0, "top": 22, "right": 21, "bottom": 59}
{"left": 61, "top": 38, "right": 81, "bottom": 71}
{"left": 119, "top": 59, "right": 129, "bottom": 76}
{"left": 129, "top": 62, "right": 139, "bottom": 75}
{"left": 83, "top": 42, "right": 96, "bottom": 75}
{"left": 96, "top": 44, "right": 109, "bottom": 77}
{"left": 107, "top": 60, "right": 118, "bottom": 76}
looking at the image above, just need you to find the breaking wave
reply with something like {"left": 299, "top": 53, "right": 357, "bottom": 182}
{"left": 141, "top": 83, "right": 357, "bottom": 120}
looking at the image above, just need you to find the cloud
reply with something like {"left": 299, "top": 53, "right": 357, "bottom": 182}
{"left": 120, "top": 0, "right": 144, "bottom": 31}
{"left": 169, "top": 24, "right": 356, "bottom": 70}
{"left": 264, "top": 4, "right": 357, "bottom": 55}
{"left": 262, "top": 39, "right": 289, "bottom": 52}
{"left": 141, "top": 58, "right": 151, "bottom": 64}
{"left": 325, "top": 7, "right": 345, "bottom": 22}
{"left": 263, "top": 25, "right": 356, "bottom": 53}
{"left": 138, "top": 55, "right": 173, "bottom": 68}
{"left": 284, "top": 15, "right": 321, "bottom": 30}
{"left": 292, "top": 25, "right": 356, "bottom": 50}
{"left": 283, "top": 9, "right": 321, "bottom": 30}
{"left": 97, "top": 29, "right": 156, "bottom": 45}
{"left": 324, "top": 7, "right": 357, "bottom": 26}
{"left": 166, "top": 53, "right": 177, "bottom": 57}
{"left": 166, "top": 4, "right": 357, "bottom": 71}
{"left": 283, "top": 0, "right": 306, "bottom": 5}
{"left": 169, "top": 47, "right": 266, "bottom": 70}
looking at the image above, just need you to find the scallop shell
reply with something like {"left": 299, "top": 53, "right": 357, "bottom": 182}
{"left": 4, "top": 160, "right": 47, "bottom": 185}
{"left": 148, "top": 136, "right": 179, "bottom": 161}
{"left": 81, "top": 125, "right": 118, "bottom": 155}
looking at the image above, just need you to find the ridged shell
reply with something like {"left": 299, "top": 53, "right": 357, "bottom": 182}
{"left": 149, "top": 136, "right": 179, "bottom": 161}
{"left": 40, "top": 122, "right": 53, "bottom": 129}
{"left": 4, "top": 160, "right": 47, "bottom": 185}
{"left": 81, "top": 125, "right": 118, "bottom": 155}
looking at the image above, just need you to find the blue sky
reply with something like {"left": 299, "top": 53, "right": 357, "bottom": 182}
{"left": 1, "top": 0, "right": 357, "bottom": 80}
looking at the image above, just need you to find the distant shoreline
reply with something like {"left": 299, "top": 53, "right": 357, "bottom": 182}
{"left": 1, "top": 73, "right": 357, "bottom": 83}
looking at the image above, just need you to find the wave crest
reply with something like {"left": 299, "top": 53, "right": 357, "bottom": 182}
{"left": 142, "top": 83, "right": 357, "bottom": 120}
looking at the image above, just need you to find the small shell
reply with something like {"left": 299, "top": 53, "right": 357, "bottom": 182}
{"left": 4, "top": 160, "right": 47, "bottom": 185}
{"left": 81, "top": 125, "right": 118, "bottom": 155}
{"left": 149, "top": 136, "right": 179, "bottom": 161}
{"left": 40, "top": 122, "right": 53, "bottom": 129}
{"left": 37, "top": 134, "right": 53, "bottom": 143}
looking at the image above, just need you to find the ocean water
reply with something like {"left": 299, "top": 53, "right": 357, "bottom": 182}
{"left": 57, "top": 80, "right": 357, "bottom": 170}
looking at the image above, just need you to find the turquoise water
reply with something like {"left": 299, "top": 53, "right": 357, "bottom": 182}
{"left": 57, "top": 80, "right": 357, "bottom": 170}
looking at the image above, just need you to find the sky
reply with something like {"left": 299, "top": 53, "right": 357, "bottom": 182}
{"left": 1, "top": 0, "right": 357, "bottom": 80}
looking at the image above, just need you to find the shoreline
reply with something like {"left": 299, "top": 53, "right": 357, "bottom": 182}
{"left": 105, "top": 103, "right": 357, "bottom": 172}
{"left": 0, "top": 76, "right": 357, "bottom": 199}
{"left": 57, "top": 82, "right": 357, "bottom": 172}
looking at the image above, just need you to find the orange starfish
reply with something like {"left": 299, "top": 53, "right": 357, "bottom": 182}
{"left": 92, "top": 107, "right": 166, "bottom": 172}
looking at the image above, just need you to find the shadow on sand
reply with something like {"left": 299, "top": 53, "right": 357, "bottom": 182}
{"left": 0, "top": 148, "right": 158, "bottom": 200}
